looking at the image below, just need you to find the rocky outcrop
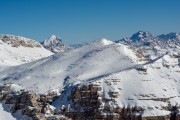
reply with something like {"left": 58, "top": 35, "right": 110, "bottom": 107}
{"left": 0, "top": 34, "right": 42, "bottom": 48}
{"left": 1, "top": 83, "right": 180, "bottom": 120}
{"left": 0, "top": 84, "right": 60, "bottom": 120}
{"left": 59, "top": 83, "right": 143, "bottom": 120}
{"left": 57, "top": 83, "right": 180, "bottom": 120}
{"left": 0, "top": 84, "right": 11, "bottom": 100}
{"left": 41, "top": 35, "right": 69, "bottom": 53}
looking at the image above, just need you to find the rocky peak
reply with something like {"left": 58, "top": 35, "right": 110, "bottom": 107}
{"left": 42, "top": 35, "right": 67, "bottom": 53}
{"left": 0, "top": 34, "right": 42, "bottom": 48}
{"left": 116, "top": 31, "right": 155, "bottom": 48}
{"left": 43, "top": 35, "right": 64, "bottom": 47}
{"left": 130, "top": 31, "right": 154, "bottom": 42}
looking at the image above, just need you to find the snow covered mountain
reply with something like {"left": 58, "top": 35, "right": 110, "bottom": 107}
{"left": 41, "top": 35, "right": 69, "bottom": 53}
{"left": 0, "top": 36, "right": 180, "bottom": 119}
{"left": 0, "top": 38, "right": 136, "bottom": 93}
{"left": 118, "top": 31, "right": 154, "bottom": 46}
{"left": 0, "top": 34, "right": 53, "bottom": 69}
{"left": 156, "top": 32, "right": 180, "bottom": 49}
{"left": 117, "top": 31, "right": 180, "bottom": 57}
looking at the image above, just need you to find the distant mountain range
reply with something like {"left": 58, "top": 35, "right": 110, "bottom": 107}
{"left": 117, "top": 31, "right": 180, "bottom": 57}
{"left": 41, "top": 31, "right": 180, "bottom": 55}
{"left": 117, "top": 31, "right": 180, "bottom": 46}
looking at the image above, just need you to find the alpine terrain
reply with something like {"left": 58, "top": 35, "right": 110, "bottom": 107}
{"left": 41, "top": 35, "right": 69, "bottom": 53}
{"left": 0, "top": 32, "right": 180, "bottom": 120}
{"left": 0, "top": 34, "right": 53, "bottom": 71}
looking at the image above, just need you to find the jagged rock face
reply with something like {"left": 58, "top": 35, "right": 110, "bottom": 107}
{"left": 59, "top": 83, "right": 143, "bottom": 119}
{"left": 130, "top": 31, "right": 154, "bottom": 42}
{"left": 118, "top": 31, "right": 155, "bottom": 49}
{"left": 38, "top": 91, "right": 59, "bottom": 104}
{"left": 55, "top": 81, "right": 180, "bottom": 120}
{"left": 120, "top": 31, "right": 180, "bottom": 45}
{"left": 1, "top": 83, "right": 180, "bottom": 119}
{"left": 0, "top": 34, "right": 42, "bottom": 48}
{"left": 0, "top": 84, "right": 60, "bottom": 120}
{"left": 0, "top": 84, "right": 10, "bottom": 101}
{"left": 117, "top": 31, "right": 180, "bottom": 56}
{"left": 156, "top": 33, "right": 180, "bottom": 48}
{"left": 42, "top": 35, "right": 68, "bottom": 53}
{"left": 5, "top": 90, "right": 41, "bottom": 118}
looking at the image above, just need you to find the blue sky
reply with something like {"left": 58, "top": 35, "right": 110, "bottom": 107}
{"left": 0, "top": 0, "right": 180, "bottom": 44}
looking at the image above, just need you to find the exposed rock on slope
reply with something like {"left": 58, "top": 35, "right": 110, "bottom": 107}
{"left": 0, "top": 34, "right": 53, "bottom": 67}
{"left": 117, "top": 31, "right": 180, "bottom": 57}
{"left": 41, "top": 35, "right": 69, "bottom": 53}
{"left": 1, "top": 80, "right": 180, "bottom": 120}
{"left": 118, "top": 31, "right": 155, "bottom": 47}
{"left": 0, "top": 34, "right": 41, "bottom": 48}
{"left": 156, "top": 32, "right": 180, "bottom": 48}
{"left": 0, "top": 84, "right": 59, "bottom": 119}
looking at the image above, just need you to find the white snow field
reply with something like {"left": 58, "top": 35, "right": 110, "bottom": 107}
{"left": 0, "top": 103, "right": 16, "bottom": 120}
{"left": 0, "top": 34, "right": 53, "bottom": 69}
{"left": 0, "top": 39, "right": 139, "bottom": 93}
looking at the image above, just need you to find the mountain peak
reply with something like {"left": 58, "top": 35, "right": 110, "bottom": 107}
{"left": 43, "top": 35, "right": 63, "bottom": 46}
{"left": 130, "top": 31, "right": 153, "bottom": 42}
{"left": 49, "top": 34, "right": 60, "bottom": 41}
{"left": 41, "top": 35, "right": 67, "bottom": 53}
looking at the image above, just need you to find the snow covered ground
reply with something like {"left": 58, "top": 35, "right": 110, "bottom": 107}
{"left": 0, "top": 42, "right": 53, "bottom": 66}
{"left": 0, "top": 39, "right": 140, "bottom": 93}
{"left": 0, "top": 35, "right": 53, "bottom": 69}
{"left": 0, "top": 103, "right": 16, "bottom": 120}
